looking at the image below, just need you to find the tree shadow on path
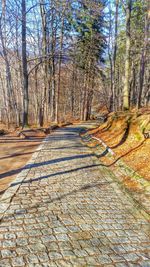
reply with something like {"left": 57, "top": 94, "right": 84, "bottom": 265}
{"left": 0, "top": 153, "right": 95, "bottom": 180}
{"left": 11, "top": 163, "right": 102, "bottom": 187}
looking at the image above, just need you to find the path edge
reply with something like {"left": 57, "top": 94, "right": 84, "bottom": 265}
{"left": 0, "top": 136, "right": 49, "bottom": 221}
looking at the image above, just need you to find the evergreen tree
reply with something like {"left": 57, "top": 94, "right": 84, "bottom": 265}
{"left": 70, "top": 0, "right": 106, "bottom": 119}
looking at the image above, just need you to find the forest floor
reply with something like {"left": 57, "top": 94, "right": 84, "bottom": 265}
{"left": 0, "top": 126, "right": 45, "bottom": 194}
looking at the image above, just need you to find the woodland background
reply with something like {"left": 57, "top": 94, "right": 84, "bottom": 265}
{"left": 0, "top": 0, "right": 149, "bottom": 128}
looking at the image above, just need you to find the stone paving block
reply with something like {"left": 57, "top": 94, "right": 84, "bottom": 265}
{"left": 49, "top": 251, "right": 63, "bottom": 260}
{"left": 29, "top": 242, "right": 46, "bottom": 253}
{"left": 123, "top": 252, "right": 140, "bottom": 262}
{"left": 110, "top": 254, "right": 126, "bottom": 263}
{"left": 61, "top": 250, "right": 75, "bottom": 258}
{"left": 53, "top": 226, "right": 68, "bottom": 234}
{"left": 38, "top": 252, "right": 49, "bottom": 263}
{"left": 0, "top": 259, "right": 12, "bottom": 267}
{"left": 67, "top": 225, "right": 80, "bottom": 233}
{"left": 4, "top": 233, "right": 16, "bottom": 239}
{"left": 11, "top": 257, "right": 25, "bottom": 266}
{"left": 46, "top": 241, "right": 59, "bottom": 252}
{"left": 16, "top": 247, "right": 29, "bottom": 255}
{"left": 74, "top": 248, "right": 88, "bottom": 257}
{"left": 97, "top": 254, "right": 113, "bottom": 264}
{"left": 41, "top": 235, "right": 56, "bottom": 243}
{"left": 26, "top": 254, "right": 39, "bottom": 264}
{"left": 55, "top": 234, "right": 70, "bottom": 242}
{"left": 85, "top": 256, "right": 101, "bottom": 265}
{"left": 1, "top": 249, "right": 16, "bottom": 258}
{"left": 16, "top": 238, "right": 28, "bottom": 246}
{"left": 2, "top": 240, "right": 16, "bottom": 248}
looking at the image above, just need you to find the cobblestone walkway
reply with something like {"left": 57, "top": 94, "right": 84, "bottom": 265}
{"left": 0, "top": 125, "right": 150, "bottom": 267}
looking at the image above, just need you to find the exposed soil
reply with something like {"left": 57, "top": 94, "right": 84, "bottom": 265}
{"left": 0, "top": 127, "right": 45, "bottom": 194}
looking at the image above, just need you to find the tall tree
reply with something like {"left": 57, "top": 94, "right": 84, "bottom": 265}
{"left": 137, "top": 1, "right": 149, "bottom": 108}
{"left": 112, "top": 0, "right": 119, "bottom": 111}
{"left": 123, "top": 0, "right": 132, "bottom": 110}
{"left": 22, "top": 0, "right": 29, "bottom": 127}
{"left": 72, "top": 0, "right": 105, "bottom": 120}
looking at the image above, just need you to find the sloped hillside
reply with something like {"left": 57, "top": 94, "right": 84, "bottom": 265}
{"left": 90, "top": 109, "right": 150, "bottom": 181}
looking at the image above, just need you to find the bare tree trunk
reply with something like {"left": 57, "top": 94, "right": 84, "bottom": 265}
{"left": 123, "top": 0, "right": 132, "bottom": 110}
{"left": 0, "top": 72, "right": 9, "bottom": 125}
{"left": 108, "top": 3, "right": 113, "bottom": 112}
{"left": 71, "top": 59, "right": 77, "bottom": 118}
{"left": 83, "top": 70, "right": 91, "bottom": 121}
{"left": 130, "top": 64, "right": 136, "bottom": 106}
{"left": 137, "top": 4, "right": 149, "bottom": 108}
{"left": 55, "top": 17, "right": 64, "bottom": 123}
{"left": 50, "top": 0, "right": 56, "bottom": 122}
{"left": 40, "top": 0, "right": 47, "bottom": 126}
{"left": 22, "top": 0, "right": 29, "bottom": 127}
{"left": 80, "top": 75, "right": 86, "bottom": 121}
{"left": 112, "top": 0, "right": 119, "bottom": 111}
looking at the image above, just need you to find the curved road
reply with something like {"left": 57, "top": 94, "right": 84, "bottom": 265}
{"left": 0, "top": 124, "right": 150, "bottom": 266}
